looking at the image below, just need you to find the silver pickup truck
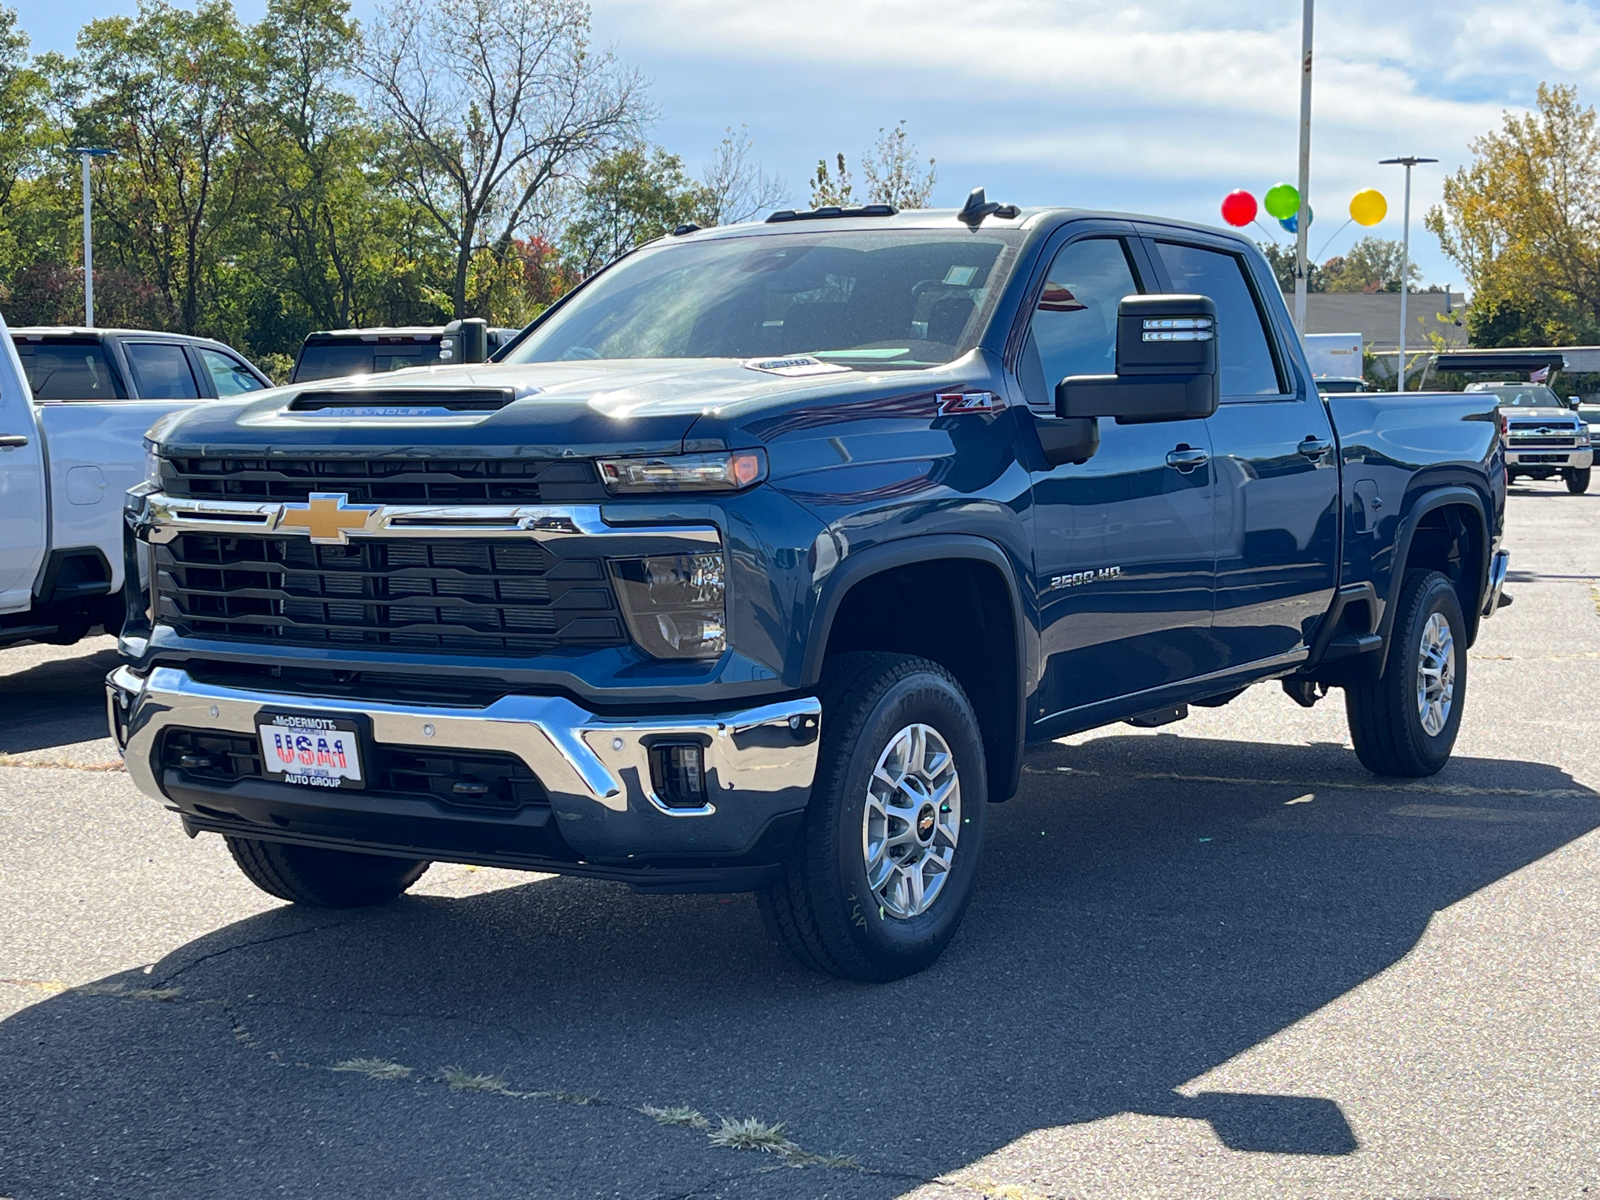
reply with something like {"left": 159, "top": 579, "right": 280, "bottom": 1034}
{"left": 0, "top": 320, "right": 271, "bottom": 647}
{"left": 1466, "top": 381, "right": 1594, "bottom": 493}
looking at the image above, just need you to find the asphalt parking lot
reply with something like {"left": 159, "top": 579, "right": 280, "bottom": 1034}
{"left": 2, "top": 484, "right": 1597, "bottom": 1200}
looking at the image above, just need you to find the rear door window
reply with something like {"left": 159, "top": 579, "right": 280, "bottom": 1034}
{"left": 123, "top": 341, "right": 202, "bottom": 399}
{"left": 198, "top": 348, "right": 268, "bottom": 397}
{"left": 1153, "top": 242, "right": 1284, "bottom": 398}
{"left": 12, "top": 339, "right": 128, "bottom": 400}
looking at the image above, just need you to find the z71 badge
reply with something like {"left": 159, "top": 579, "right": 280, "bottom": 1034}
{"left": 1048, "top": 565, "right": 1123, "bottom": 591}
{"left": 937, "top": 391, "right": 1005, "bottom": 415}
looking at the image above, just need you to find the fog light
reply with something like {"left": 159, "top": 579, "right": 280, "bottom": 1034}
{"left": 610, "top": 553, "right": 727, "bottom": 659}
{"left": 648, "top": 742, "right": 707, "bottom": 808}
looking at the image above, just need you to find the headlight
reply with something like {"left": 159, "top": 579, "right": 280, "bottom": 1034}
{"left": 144, "top": 441, "right": 162, "bottom": 488}
{"left": 610, "top": 553, "right": 726, "bottom": 659}
{"left": 1581, "top": 426, "right": 1595, "bottom": 446}
{"left": 598, "top": 450, "right": 765, "bottom": 494}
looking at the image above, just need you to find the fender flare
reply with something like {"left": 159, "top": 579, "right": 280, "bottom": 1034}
{"left": 1377, "top": 484, "right": 1490, "bottom": 676}
{"left": 801, "top": 533, "right": 1029, "bottom": 802}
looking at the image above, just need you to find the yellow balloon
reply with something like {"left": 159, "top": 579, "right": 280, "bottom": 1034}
{"left": 1350, "top": 188, "right": 1387, "bottom": 227}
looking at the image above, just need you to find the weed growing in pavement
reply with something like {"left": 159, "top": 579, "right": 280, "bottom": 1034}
{"left": 440, "top": 1066, "right": 517, "bottom": 1094}
{"left": 708, "top": 1117, "right": 800, "bottom": 1156}
{"left": 640, "top": 1105, "right": 712, "bottom": 1130}
{"left": 332, "top": 1058, "right": 413, "bottom": 1080}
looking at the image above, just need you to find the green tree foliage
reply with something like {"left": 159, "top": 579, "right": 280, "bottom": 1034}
{"left": 1321, "top": 237, "right": 1422, "bottom": 293}
{"left": 562, "top": 145, "right": 704, "bottom": 277}
{"left": 1256, "top": 242, "right": 1325, "bottom": 293}
{"left": 70, "top": 0, "right": 251, "bottom": 335}
{"left": 0, "top": 0, "right": 784, "bottom": 357}
{"left": 1428, "top": 83, "right": 1600, "bottom": 347}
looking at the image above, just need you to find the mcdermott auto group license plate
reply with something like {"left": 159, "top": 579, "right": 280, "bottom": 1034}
{"left": 257, "top": 712, "right": 364, "bottom": 789}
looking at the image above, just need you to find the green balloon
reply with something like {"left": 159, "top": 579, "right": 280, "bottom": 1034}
{"left": 1263, "top": 182, "right": 1300, "bottom": 220}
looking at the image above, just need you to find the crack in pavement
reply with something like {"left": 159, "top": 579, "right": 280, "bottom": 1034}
{"left": 152, "top": 920, "right": 349, "bottom": 987}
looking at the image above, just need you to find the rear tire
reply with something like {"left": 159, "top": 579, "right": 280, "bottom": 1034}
{"left": 1567, "top": 467, "right": 1591, "bottom": 494}
{"left": 226, "top": 837, "right": 429, "bottom": 907}
{"left": 759, "top": 652, "right": 987, "bottom": 982}
{"left": 1344, "top": 569, "right": 1465, "bottom": 777}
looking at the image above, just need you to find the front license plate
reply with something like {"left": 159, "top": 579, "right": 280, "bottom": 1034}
{"left": 257, "top": 713, "right": 364, "bottom": 789}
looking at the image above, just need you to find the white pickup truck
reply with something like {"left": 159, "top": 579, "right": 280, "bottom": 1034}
{"left": 0, "top": 318, "right": 271, "bottom": 648}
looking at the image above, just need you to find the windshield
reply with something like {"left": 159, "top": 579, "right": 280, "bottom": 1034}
{"left": 1470, "top": 383, "right": 1565, "bottom": 407}
{"left": 505, "top": 229, "right": 1021, "bottom": 370}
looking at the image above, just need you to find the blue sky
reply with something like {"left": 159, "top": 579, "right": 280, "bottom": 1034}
{"left": 17, "top": 0, "right": 1600, "bottom": 289}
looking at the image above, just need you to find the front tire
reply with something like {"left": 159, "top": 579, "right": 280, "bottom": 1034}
{"left": 759, "top": 652, "right": 987, "bottom": 982}
{"left": 1344, "top": 569, "right": 1466, "bottom": 777}
{"left": 226, "top": 837, "right": 429, "bottom": 907}
{"left": 1567, "top": 467, "right": 1591, "bottom": 494}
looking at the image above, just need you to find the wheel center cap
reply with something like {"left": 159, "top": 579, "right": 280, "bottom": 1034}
{"left": 916, "top": 805, "right": 937, "bottom": 843}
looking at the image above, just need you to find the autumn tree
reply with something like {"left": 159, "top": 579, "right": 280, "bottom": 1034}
{"left": 1428, "top": 83, "right": 1600, "bottom": 346}
{"left": 361, "top": 0, "right": 642, "bottom": 317}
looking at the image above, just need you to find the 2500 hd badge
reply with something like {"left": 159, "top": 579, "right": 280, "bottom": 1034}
{"left": 106, "top": 190, "right": 1509, "bottom": 982}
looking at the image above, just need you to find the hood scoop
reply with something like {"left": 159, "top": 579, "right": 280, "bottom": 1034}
{"left": 288, "top": 387, "right": 516, "bottom": 414}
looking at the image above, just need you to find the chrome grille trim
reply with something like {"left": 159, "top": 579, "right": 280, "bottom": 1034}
{"left": 143, "top": 496, "right": 721, "bottom": 547}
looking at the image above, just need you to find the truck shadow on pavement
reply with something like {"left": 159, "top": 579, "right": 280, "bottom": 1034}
{"left": 1, "top": 734, "right": 1595, "bottom": 1198}
{"left": 0, "top": 643, "right": 121, "bottom": 756}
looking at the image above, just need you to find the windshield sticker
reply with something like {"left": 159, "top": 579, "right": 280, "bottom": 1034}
{"left": 743, "top": 356, "right": 852, "bottom": 377}
{"left": 943, "top": 265, "right": 978, "bottom": 286}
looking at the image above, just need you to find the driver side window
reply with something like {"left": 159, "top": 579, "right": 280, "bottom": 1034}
{"left": 1019, "top": 237, "right": 1141, "bottom": 409}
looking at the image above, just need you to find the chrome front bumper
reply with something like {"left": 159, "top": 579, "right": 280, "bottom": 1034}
{"left": 107, "top": 665, "right": 821, "bottom": 863}
{"left": 1505, "top": 446, "right": 1593, "bottom": 468}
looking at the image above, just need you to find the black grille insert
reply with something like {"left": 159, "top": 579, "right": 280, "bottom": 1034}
{"left": 160, "top": 729, "right": 549, "bottom": 813}
{"left": 160, "top": 456, "right": 602, "bottom": 505}
{"left": 156, "top": 533, "right": 626, "bottom": 656}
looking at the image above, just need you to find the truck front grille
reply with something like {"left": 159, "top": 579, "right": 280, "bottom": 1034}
{"left": 160, "top": 728, "right": 550, "bottom": 814}
{"left": 155, "top": 533, "right": 626, "bottom": 656}
{"left": 161, "top": 456, "right": 601, "bottom": 505}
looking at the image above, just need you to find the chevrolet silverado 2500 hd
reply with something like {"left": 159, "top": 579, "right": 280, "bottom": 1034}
{"left": 107, "top": 196, "right": 1510, "bottom": 981}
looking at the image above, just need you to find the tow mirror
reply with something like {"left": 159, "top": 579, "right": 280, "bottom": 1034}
{"left": 441, "top": 318, "right": 490, "bottom": 365}
{"left": 1057, "top": 295, "right": 1220, "bottom": 424}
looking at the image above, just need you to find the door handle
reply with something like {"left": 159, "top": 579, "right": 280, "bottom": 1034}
{"left": 0, "top": 434, "right": 29, "bottom": 448}
{"left": 1298, "top": 435, "right": 1333, "bottom": 459}
{"left": 1166, "top": 445, "right": 1209, "bottom": 472}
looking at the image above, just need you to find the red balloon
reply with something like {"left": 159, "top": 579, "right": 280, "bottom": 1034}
{"left": 1221, "top": 189, "right": 1258, "bottom": 227}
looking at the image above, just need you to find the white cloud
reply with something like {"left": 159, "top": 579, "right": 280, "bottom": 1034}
{"left": 594, "top": 0, "right": 1598, "bottom": 281}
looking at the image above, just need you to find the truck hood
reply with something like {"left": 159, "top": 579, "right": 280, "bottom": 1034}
{"left": 153, "top": 357, "right": 901, "bottom": 458}
{"left": 1497, "top": 404, "right": 1581, "bottom": 423}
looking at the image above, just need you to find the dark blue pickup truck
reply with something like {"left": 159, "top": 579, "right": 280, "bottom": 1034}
{"left": 109, "top": 195, "right": 1509, "bottom": 980}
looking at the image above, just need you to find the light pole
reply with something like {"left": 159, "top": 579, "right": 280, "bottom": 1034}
{"left": 1379, "top": 155, "right": 1437, "bottom": 390}
{"left": 64, "top": 147, "right": 114, "bottom": 327}
{"left": 1293, "top": 0, "right": 1315, "bottom": 336}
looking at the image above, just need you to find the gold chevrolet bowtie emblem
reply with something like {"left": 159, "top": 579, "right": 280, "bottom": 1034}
{"left": 277, "top": 493, "right": 379, "bottom": 544}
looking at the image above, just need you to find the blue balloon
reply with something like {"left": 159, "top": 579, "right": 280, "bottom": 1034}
{"left": 1278, "top": 205, "right": 1314, "bottom": 233}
